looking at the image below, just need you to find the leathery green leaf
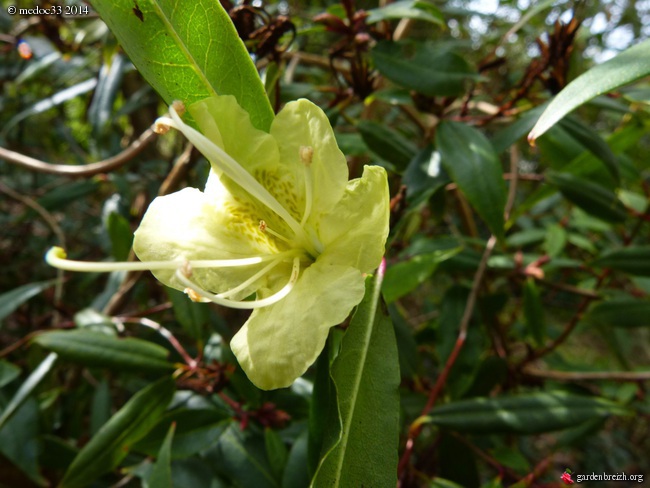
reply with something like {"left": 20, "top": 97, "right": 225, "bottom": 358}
{"left": 147, "top": 422, "right": 175, "bottom": 488}
{"left": 0, "top": 280, "right": 55, "bottom": 325}
{"left": 583, "top": 298, "right": 650, "bottom": 328}
{"left": 60, "top": 377, "right": 175, "bottom": 488}
{"left": 0, "top": 352, "right": 57, "bottom": 431}
{"left": 423, "top": 391, "right": 629, "bottom": 435}
{"left": 90, "top": 0, "right": 274, "bottom": 131}
{"left": 545, "top": 171, "right": 628, "bottom": 223}
{"left": 33, "top": 329, "right": 175, "bottom": 372}
{"left": 593, "top": 246, "right": 650, "bottom": 276}
{"left": 312, "top": 270, "right": 400, "bottom": 487}
{"left": 529, "top": 38, "right": 650, "bottom": 142}
{"left": 523, "top": 278, "right": 545, "bottom": 346}
{"left": 437, "top": 121, "right": 507, "bottom": 240}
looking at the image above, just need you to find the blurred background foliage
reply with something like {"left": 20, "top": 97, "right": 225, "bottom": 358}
{"left": 1, "top": 0, "right": 650, "bottom": 487}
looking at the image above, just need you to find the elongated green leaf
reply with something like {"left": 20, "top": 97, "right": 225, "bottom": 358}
{"left": 372, "top": 41, "right": 477, "bottom": 97}
{"left": 545, "top": 171, "right": 628, "bottom": 223}
{"left": 33, "top": 329, "right": 175, "bottom": 372}
{"left": 366, "top": 1, "right": 444, "bottom": 25}
{"left": 382, "top": 248, "right": 460, "bottom": 303}
{"left": 523, "top": 278, "right": 545, "bottom": 346}
{"left": 357, "top": 120, "right": 417, "bottom": 172}
{"left": 61, "top": 376, "right": 175, "bottom": 488}
{"left": 147, "top": 422, "right": 175, "bottom": 488}
{"left": 0, "top": 280, "right": 54, "bottom": 325}
{"left": 0, "top": 353, "right": 57, "bottom": 431}
{"left": 584, "top": 299, "right": 650, "bottom": 327}
{"left": 265, "top": 427, "right": 288, "bottom": 482}
{"left": 312, "top": 271, "right": 400, "bottom": 487}
{"left": 593, "top": 246, "right": 650, "bottom": 276}
{"left": 437, "top": 121, "right": 507, "bottom": 239}
{"left": 1, "top": 78, "right": 97, "bottom": 137}
{"left": 0, "top": 360, "right": 21, "bottom": 389}
{"left": 424, "top": 391, "right": 629, "bottom": 434}
{"left": 134, "top": 408, "right": 228, "bottom": 458}
{"left": 90, "top": 0, "right": 274, "bottom": 131}
{"left": 205, "top": 422, "right": 278, "bottom": 488}
{"left": 558, "top": 117, "right": 619, "bottom": 181}
{"left": 529, "top": 38, "right": 650, "bottom": 141}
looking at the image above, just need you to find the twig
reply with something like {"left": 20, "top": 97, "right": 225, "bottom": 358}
{"left": 116, "top": 316, "right": 196, "bottom": 368}
{"left": 0, "top": 127, "right": 156, "bottom": 177}
{"left": 399, "top": 148, "right": 521, "bottom": 482}
{"left": 398, "top": 235, "right": 497, "bottom": 480}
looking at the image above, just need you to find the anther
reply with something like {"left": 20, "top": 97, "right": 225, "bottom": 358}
{"left": 171, "top": 100, "right": 186, "bottom": 117}
{"left": 153, "top": 119, "right": 171, "bottom": 134}
{"left": 299, "top": 145, "right": 313, "bottom": 165}
{"left": 259, "top": 220, "right": 291, "bottom": 244}
{"left": 181, "top": 260, "right": 193, "bottom": 278}
{"left": 184, "top": 287, "right": 210, "bottom": 302}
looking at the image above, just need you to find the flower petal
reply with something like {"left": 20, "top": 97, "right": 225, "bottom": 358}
{"left": 190, "top": 96, "right": 305, "bottom": 225}
{"left": 230, "top": 260, "right": 366, "bottom": 390}
{"left": 318, "top": 165, "right": 390, "bottom": 274}
{"left": 133, "top": 185, "right": 283, "bottom": 297}
{"left": 271, "top": 99, "right": 349, "bottom": 217}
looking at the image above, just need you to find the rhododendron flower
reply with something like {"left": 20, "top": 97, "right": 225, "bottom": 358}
{"left": 47, "top": 95, "right": 389, "bottom": 390}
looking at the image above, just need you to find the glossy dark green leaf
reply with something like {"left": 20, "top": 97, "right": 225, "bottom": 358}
{"left": 166, "top": 288, "right": 209, "bottom": 340}
{"left": 1, "top": 78, "right": 97, "bottom": 137}
{"left": 37, "top": 180, "right": 99, "bottom": 211}
{"left": 545, "top": 171, "right": 627, "bottom": 223}
{"left": 558, "top": 117, "right": 619, "bottom": 181}
{"left": 0, "top": 280, "right": 54, "bottom": 325}
{"left": 372, "top": 41, "right": 477, "bottom": 97}
{"left": 382, "top": 248, "right": 460, "bottom": 303}
{"left": 88, "top": 53, "right": 126, "bottom": 138}
{"left": 366, "top": 0, "right": 444, "bottom": 25}
{"left": 0, "top": 397, "right": 47, "bottom": 486}
{"left": 147, "top": 422, "right": 175, "bottom": 488}
{"left": 281, "top": 430, "right": 310, "bottom": 488}
{"left": 529, "top": 38, "right": 650, "bottom": 141}
{"left": 403, "top": 145, "right": 450, "bottom": 204}
{"left": 357, "top": 120, "right": 417, "bottom": 172}
{"left": 584, "top": 299, "right": 650, "bottom": 327}
{"left": 313, "top": 272, "right": 400, "bottom": 487}
{"left": 91, "top": 0, "right": 274, "bottom": 131}
{"left": 542, "top": 223, "right": 566, "bottom": 257}
{"left": 523, "top": 278, "right": 545, "bottom": 346}
{"left": 593, "top": 246, "right": 650, "bottom": 276}
{"left": 60, "top": 377, "right": 175, "bottom": 488}
{"left": 0, "top": 360, "right": 20, "bottom": 389}
{"left": 206, "top": 422, "right": 278, "bottom": 488}
{"left": 134, "top": 408, "right": 229, "bottom": 459}
{"left": 90, "top": 380, "right": 111, "bottom": 435}
{"left": 106, "top": 212, "right": 133, "bottom": 262}
{"left": 424, "top": 391, "right": 629, "bottom": 434}
{"left": 33, "top": 329, "right": 175, "bottom": 372}
{"left": 0, "top": 352, "right": 57, "bottom": 431}
{"left": 265, "top": 427, "right": 288, "bottom": 482}
{"left": 437, "top": 121, "right": 507, "bottom": 239}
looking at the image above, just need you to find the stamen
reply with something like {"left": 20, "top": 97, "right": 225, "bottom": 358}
{"left": 215, "top": 256, "right": 284, "bottom": 299}
{"left": 301, "top": 163, "right": 313, "bottom": 227}
{"left": 164, "top": 105, "right": 317, "bottom": 255}
{"left": 259, "top": 220, "right": 292, "bottom": 245}
{"left": 45, "top": 246, "right": 300, "bottom": 273}
{"left": 175, "top": 257, "right": 301, "bottom": 309}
